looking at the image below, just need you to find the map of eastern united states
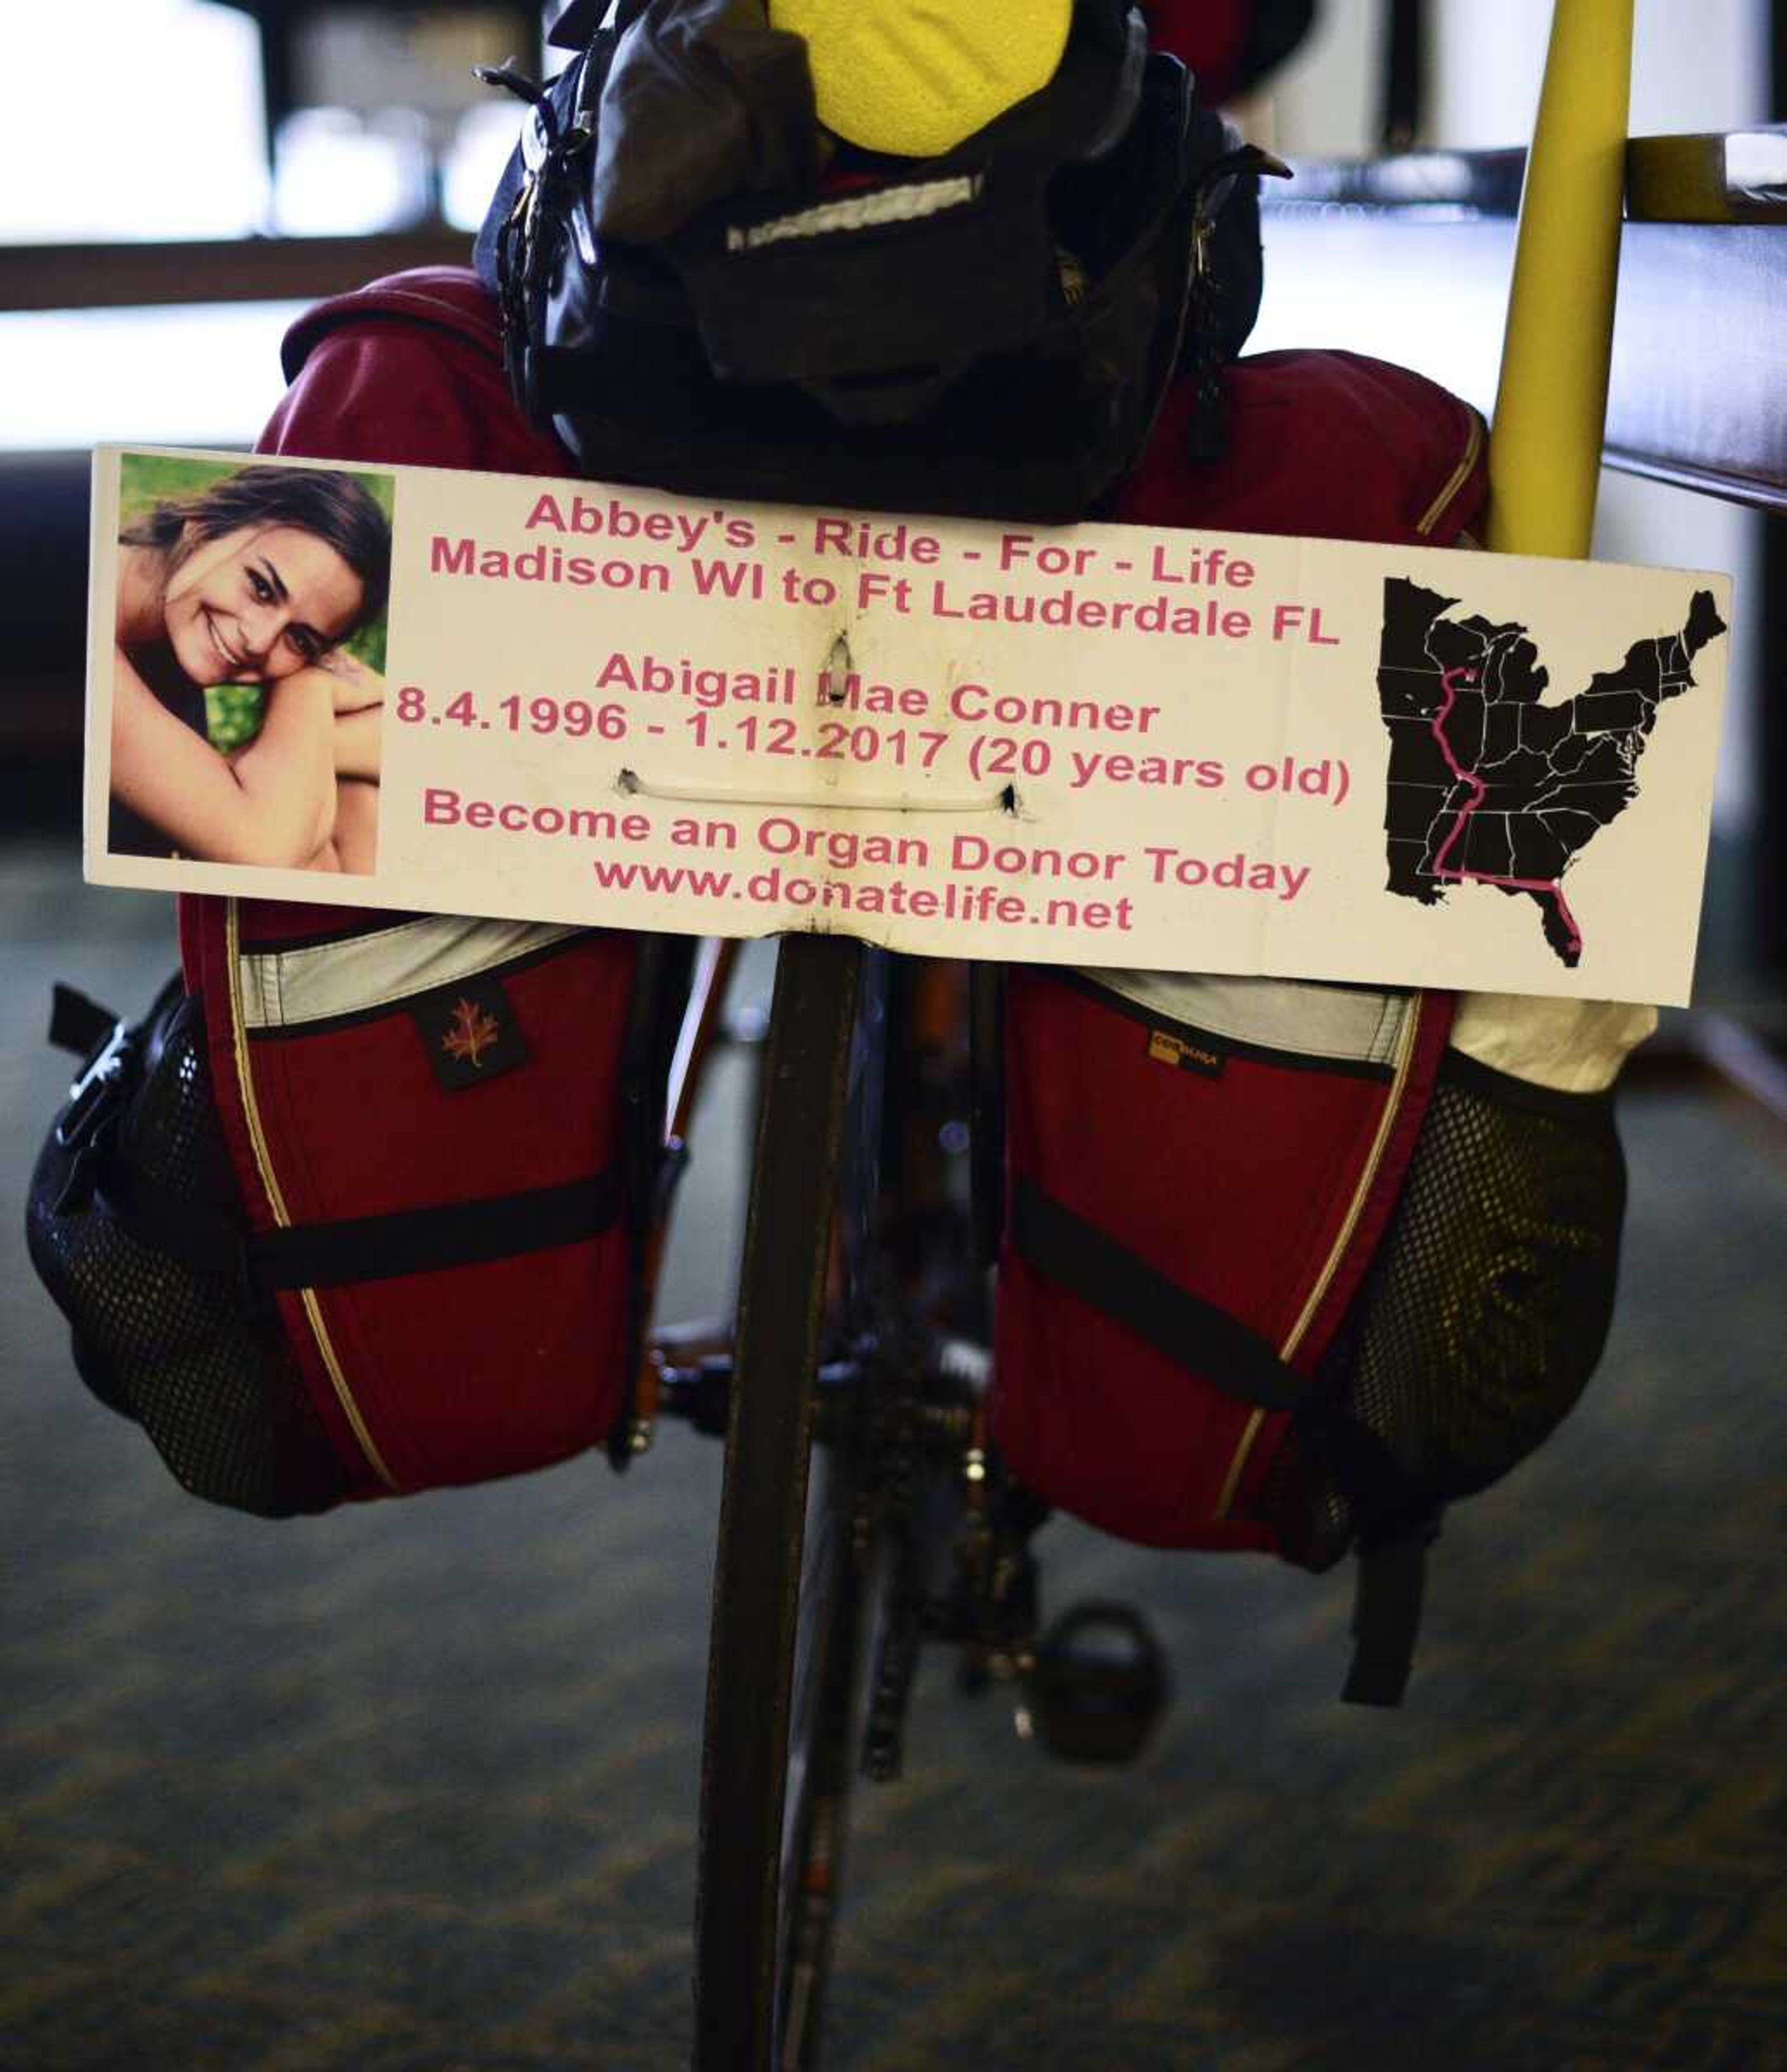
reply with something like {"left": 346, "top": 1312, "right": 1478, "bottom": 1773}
{"left": 1375, "top": 578, "right": 1727, "bottom": 968}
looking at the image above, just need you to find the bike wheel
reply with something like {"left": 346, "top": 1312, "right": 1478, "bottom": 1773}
{"left": 693, "top": 933, "right": 876, "bottom": 2072}
{"left": 772, "top": 1434, "right": 874, "bottom": 2068}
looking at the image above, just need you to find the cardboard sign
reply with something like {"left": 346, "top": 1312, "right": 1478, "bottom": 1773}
{"left": 88, "top": 446, "right": 1732, "bottom": 1004}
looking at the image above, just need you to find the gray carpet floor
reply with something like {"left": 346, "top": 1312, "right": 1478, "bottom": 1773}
{"left": 3, "top": 839, "right": 1785, "bottom": 2071}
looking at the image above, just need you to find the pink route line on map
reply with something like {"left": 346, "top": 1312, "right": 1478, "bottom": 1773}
{"left": 1428, "top": 660, "right": 1582, "bottom": 959}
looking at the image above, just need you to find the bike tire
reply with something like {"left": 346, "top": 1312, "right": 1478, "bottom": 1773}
{"left": 772, "top": 1443, "right": 874, "bottom": 2068}
{"left": 693, "top": 932, "right": 869, "bottom": 2072}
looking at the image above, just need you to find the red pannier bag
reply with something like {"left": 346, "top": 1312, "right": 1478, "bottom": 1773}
{"left": 29, "top": 912, "right": 661, "bottom": 1515}
{"left": 178, "top": 906, "right": 648, "bottom": 1505}
{"left": 998, "top": 968, "right": 1454, "bottom": 1556}
{"left": 194, "top": 275, "right": 659, "bottom": 1507}
{"left": 994, "top": 355, "right": 1635, "bottom": 1702}
{"left": 27, "top": 274, "right": 675, "bottom": 1515}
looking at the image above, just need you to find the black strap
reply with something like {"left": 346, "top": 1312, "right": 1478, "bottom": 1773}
{"left": 98, "top": 1157, "right": 624, "bottom": 1292}
{"left": 1293, "top": 1392, "right": 1443, "bottom": 1707}
{"left": 969, "top": 963, "right": 1005, "bottom": 1271}
{"left": 49, "top": 983, "right": 123, "bottom": 1059}
{"left": 609, "top": 933, "right": 696, "bottom": 1470}
{"left": 251, "top": 1171, "right": 623, "bottom": 1289}
{"left": 1011, "top": 1177, "right": 1312, "bottom": 1413}
{"left": 1011, "top": 1176, "right": 1446, "bottom": 1703}
{"left": 1343, "top": 1533, "right": 1431, "bottom": 1708}
{"left": 1379, "top": 0, "right": 1426, "bottom": 152}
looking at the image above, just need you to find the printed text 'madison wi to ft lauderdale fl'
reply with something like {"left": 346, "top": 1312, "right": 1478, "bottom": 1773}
{"left": 424, "top": 494, "right": 1341, "bottom": 644}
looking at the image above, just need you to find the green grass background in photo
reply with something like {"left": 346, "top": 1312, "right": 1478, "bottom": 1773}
{"left": 118, "top": 453, "right": 395, "bottom": 751}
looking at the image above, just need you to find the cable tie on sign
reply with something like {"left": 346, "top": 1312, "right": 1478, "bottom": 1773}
{"left": 615, "top": 771, "right": 1014, "bottom": 815}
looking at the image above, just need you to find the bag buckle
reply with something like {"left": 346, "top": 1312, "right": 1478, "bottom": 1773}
{"left": 56, "top": 1020, "right": 131, "bottom": 1150}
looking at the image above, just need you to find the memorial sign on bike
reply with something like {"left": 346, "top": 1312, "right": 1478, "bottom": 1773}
{"left": 87, "top": 446, "right": 1730, "bottom": 1005}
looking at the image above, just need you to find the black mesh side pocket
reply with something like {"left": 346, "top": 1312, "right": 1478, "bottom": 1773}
{"left": 26, "top": 981, "right": 345, "bottom": 1518}
{"left": 1266, "top": 1048, "right": 1628, "bottom": 1560}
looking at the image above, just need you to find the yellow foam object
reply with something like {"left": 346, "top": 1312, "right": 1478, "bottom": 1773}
{"left": 1486, "top": 0, "right": 1634, "bottom": 559}
{"left": 769, "top": 0, "right": 1073, "bottom": 157}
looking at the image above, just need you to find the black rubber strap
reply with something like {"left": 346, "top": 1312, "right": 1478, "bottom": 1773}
{"left": 99, "top": 1158, "right": 623, "bottom": 1292}
{"left": 1292, "top": 1394, "right": 1441, "bottom": 1707}
{"left": 250, "top": 1170, "right": 624, "bottom": 1288}
{"left": 49, "top": 983, "right": 123, "bottom": 1058}
{"left": 1343, "top": 1534, "right": 1430, "bottom": 1708}
{"left": 1011, "top": 1176, "right": 1312, "bottom": 1413}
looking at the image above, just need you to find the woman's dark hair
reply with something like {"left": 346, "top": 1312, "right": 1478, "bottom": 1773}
{"left": 120, "top": 464, "right": 393, "bottom": 638}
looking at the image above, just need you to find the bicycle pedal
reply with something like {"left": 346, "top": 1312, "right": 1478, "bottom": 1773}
{"left": 656, "top": 1354, "right": 732, "bottom": 1437}
{"left": 1020, "top": 1601, "right": 1169, "bottom": 1765}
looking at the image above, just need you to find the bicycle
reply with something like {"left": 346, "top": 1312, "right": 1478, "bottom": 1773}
{"left": 635, "top": 932, "right": 1166, "bottom": 2070}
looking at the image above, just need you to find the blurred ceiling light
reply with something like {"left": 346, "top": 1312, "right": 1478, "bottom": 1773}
{"left": 443, "top": 100, "right": 529, "bottom": 230}
{"left": 272, "top": 107, "right": 433, "bottom": 235}
{"left": 0, "top": 0, "right": 269, "bottom": 241}
{"left": 0, "top": 304, "right": 308, "bottom": 454}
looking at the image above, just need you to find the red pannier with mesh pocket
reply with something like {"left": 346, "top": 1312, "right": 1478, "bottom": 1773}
{"left": 990, "top": 357, "right": 1636, "bottom": 1702}
{"left": 997, "top": 970, "right": 1456, "bottom": 1560}
{"left": 176, "top": 902, "right": 648, "bottom": 1504}
{"left": 28, "top": 907, "right": 661, "bottom": 1515}
{"left": 23, "top": 273, "right": 672, "bottom": 1514}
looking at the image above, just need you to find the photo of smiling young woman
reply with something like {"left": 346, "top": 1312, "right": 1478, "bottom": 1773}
{"left": 108, "top": 461, "right": 394, "bottom": 872}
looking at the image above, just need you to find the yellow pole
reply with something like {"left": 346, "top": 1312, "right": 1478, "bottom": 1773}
{"left": 1484, "top": 0, "right": 1635, "bottom": 560}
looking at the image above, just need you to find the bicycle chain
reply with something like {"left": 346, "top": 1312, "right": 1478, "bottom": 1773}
{"left": 856, "top": 1342, "right": 1048, "bottom": 1781}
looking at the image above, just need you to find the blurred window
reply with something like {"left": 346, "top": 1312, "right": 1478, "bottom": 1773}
{"left": 273, "top": 108, "right": 434, "bottom": 235}
{"left": 0, "top": 1, "right": 270, "bottom": 242}
{"left": 0, "top": 304, "right": 307, "bottom": 452}
{"left": 443, "top": 99, "right": 531, "bottom": 230}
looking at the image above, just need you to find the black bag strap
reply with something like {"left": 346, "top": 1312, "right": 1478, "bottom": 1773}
{"left": 969, "top": 962, "right": 1005, "bottom": 1271}
{"left": 94, "top": 1155, "right": 623, "bottom": 1294}
{"left": 1012, "top": 1171, "right": 1441, "bottom": 1706}
{"left": 607, "top": 932, "right": 699, "bottom": 1468}
{"left": 1343, "top": 1533, "right": 1432, "bottom": 1708}
{"left": 252, "top": 1172, "right": 624, "bottom": 1289}
{"left": 49, "top": 982, "right": 123, "bottom": 1059}
{"left": 1293, "top": 1392, "right": 1443, "bottom": 1707}
{"left": 1010, "top": 1176, "right": 1312, "bottom": 1413}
